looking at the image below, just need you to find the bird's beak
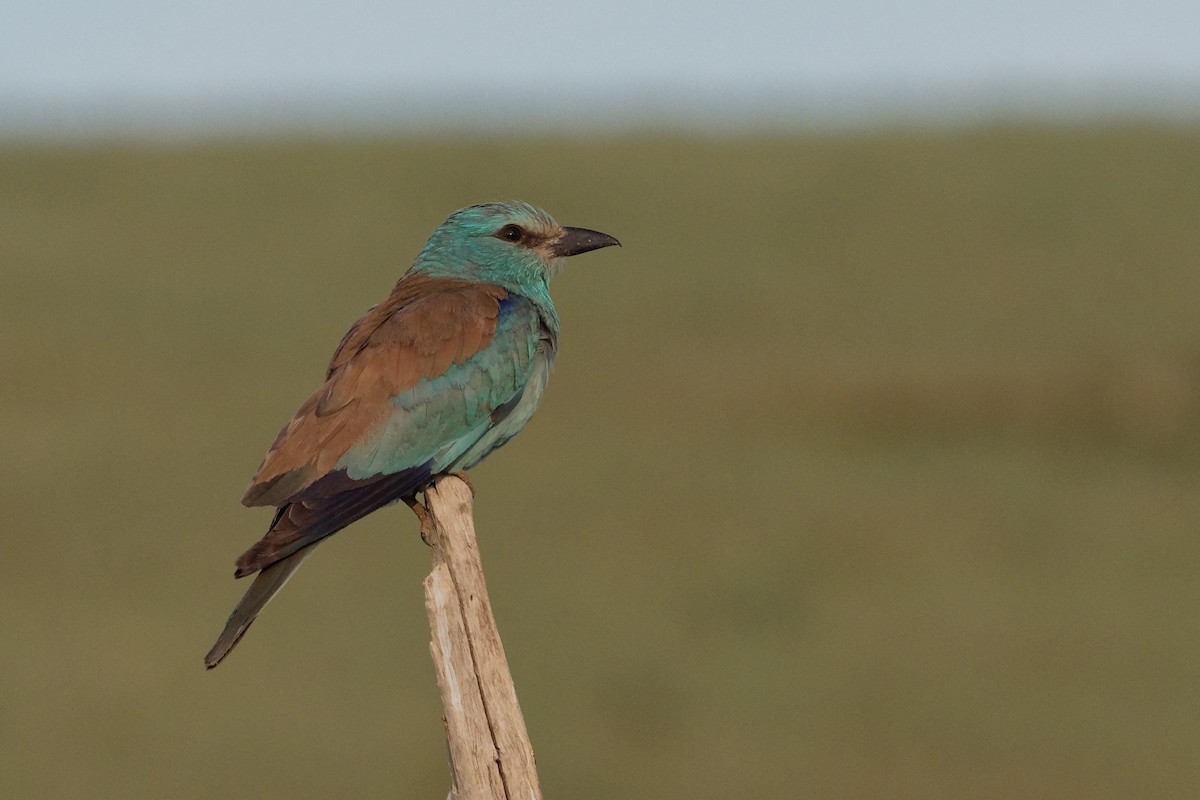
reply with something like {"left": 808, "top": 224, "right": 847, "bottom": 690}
{"left": 551, "top": 226, "right": 621, "bottom": 258}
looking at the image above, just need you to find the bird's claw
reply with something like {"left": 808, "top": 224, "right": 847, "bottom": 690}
{"left": 403, "top": 496, "right": 436, "bottom": 547}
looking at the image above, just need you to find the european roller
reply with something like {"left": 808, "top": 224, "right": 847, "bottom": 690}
{"left": 204, "top": 201, "right": 619, "bottom": 668}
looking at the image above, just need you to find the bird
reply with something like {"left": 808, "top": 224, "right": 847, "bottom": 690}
{"left": 204, "top": 201, "right": 619, "bottom": 668}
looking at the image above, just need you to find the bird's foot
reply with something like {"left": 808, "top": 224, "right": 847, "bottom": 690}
{"left": 403, "top": 496, "right": 437, "bottom": 547}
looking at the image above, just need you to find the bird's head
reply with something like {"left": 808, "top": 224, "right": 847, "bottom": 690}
{"left": 410, "top": 201, "right": 620, "bottom": 293}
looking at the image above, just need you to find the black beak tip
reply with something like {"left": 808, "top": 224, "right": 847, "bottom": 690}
{"left": 553, "top": 226, "right": 622, "bottom": 258}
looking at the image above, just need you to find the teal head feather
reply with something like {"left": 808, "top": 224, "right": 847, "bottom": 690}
{"left": 411, "top": 201, "right": 620, "bottom": 299}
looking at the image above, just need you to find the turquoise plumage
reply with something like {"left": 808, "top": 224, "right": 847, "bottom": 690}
{"left": 204, "top": 201, "right": 618, "bottom": 667}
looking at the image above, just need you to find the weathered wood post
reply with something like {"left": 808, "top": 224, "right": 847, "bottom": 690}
{"left": 421, "top": 475, "right": 542, "bottom": 800}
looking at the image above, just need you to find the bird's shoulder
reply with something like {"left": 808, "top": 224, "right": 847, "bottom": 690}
{"left": 326, "top": 273, "right": 511, "bottom": 378}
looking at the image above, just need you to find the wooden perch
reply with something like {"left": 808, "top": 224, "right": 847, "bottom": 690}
{"left": 422, "top": 475, "right": 542, "bottom": 800}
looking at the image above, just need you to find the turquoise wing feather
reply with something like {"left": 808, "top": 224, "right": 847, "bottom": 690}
{"left": 337, "top": 295, "right": 545, "bottom": 480}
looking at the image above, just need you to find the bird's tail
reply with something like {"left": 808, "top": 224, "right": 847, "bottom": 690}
{"left": 203, "top": 545, "right": 316, "bottom": 669}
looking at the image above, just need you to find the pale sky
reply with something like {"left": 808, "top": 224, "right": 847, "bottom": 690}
{"left": 2, "top": 0, "right": 1198, "bottom": 131}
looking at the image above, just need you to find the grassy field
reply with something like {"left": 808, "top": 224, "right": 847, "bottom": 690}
{"left": 3, "top": 126, "right": 1200, "bottom": 798}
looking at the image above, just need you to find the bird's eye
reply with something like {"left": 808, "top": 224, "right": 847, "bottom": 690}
{"left": 496, "top": 224, "right": 525, "bottom": 243}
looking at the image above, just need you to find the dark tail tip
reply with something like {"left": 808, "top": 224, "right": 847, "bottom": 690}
{"left": 204, "top": 646, "right": 225, "bottom": 669}
{"left": 204, "top": 620, "right": 253, "bottom": 669}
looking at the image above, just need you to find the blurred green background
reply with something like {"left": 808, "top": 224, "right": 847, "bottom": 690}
{"left": 3, "top": 127, "right": 1200, "bottom": 798}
